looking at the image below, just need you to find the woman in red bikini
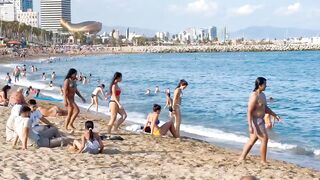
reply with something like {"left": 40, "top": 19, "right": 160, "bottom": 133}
{"left": 107, "top": 72, "right": 127, "bottom": 134}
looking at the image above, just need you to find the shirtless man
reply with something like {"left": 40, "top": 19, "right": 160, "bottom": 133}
{"left": 239, "top": 77, "right": 281, "bottom": 163}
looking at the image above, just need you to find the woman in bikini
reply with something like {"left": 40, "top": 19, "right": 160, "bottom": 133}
{"left": 107, "top": 72, "right": 127, "bottom": 135}
{"left": 172, "top": 79, "right": 188, "bottom": 138}
{"left": 143, "top": 104, "right": 177, "bottom": 138}
{"left": 238, "top": 77, "right": 281, "bottom": 163}
{"left": 63, "top": 68, "right": 86, "bottom": 132}
{"left": 87, "top": 84, "right": 106, "bottom": 113}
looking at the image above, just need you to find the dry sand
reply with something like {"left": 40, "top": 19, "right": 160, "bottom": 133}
{"left": 0, "top": 102, "right": 319, "bottom": 180}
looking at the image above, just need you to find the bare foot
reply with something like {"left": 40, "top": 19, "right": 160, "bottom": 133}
{"left": 67, "top": 129, "right": 74, "bottom": 134}
{"left": 237, "top": 158, "right": 245, "bottom": 164}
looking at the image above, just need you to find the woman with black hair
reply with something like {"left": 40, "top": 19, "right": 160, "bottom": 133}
{"left": 107, "top": 72, "right": 127, "bottom": 135}
{"left": 0, "top": 85, "right": 11, "bottom": 106}
{"left": 63, "top": 68, "right": 86, "bottom": 132}
{"left": 172, "top": 79, "right": 188, "bottom": 138}
{"left": 72, "top": 121, "right": 104, "bottom": 154}
{"left": 143, "top": 104, "right": 177, "bottom": 138}
{"left": 239, "top": 77, "right": 281, "bottom": 163}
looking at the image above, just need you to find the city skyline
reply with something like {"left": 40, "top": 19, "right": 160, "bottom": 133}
{"left": 32, "top": 0, "right": 320, "bottom": 33}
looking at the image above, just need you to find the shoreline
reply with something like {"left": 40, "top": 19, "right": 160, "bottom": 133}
{"left": 2, "top": 44, "right": 320, "bottom": 64}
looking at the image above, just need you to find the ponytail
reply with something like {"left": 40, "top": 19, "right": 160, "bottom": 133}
{"left": 89, "top": 128, "right": 94, "bottom": 142}
{"left": 85, "top": 121, "right": 95, "bottom": 142}
{"left": 253, "top": 77, "right": 267, "bottom": 91}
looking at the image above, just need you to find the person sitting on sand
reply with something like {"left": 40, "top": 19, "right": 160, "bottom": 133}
{"left": 238, "top": 77, "right": 281, "bottom": 164}
{"left": 72, "top": 121, "right": 104, "bottom": 154}
{"left": 143, "top": 104, "right": 177, "bottom": 138}
{"left": 0, "top": 85, "right": 11, "bottom": 106}
{"left": 6, "top": 104, "right": 22, "bottom": 142}
{"left": 9, "top": 88, "right": 26, "bottom": 106}
{"left": 28, "top": 99, "right": 61, "bottom": 138}
{"left": 87, "top": 84, "right": 107, "bottom": 113}
{"left": 38, "top": 105, "right": 68, "bottom": 117}
{"left": 12, "top": 106, "right": 66, "bottom": 149}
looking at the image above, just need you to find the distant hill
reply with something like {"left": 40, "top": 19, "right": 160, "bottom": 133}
{"left": 230, "top": 26, "right": 320, "bottom": 40}
{"left": 100, "top": 25, "right": 157, "bottom": 37}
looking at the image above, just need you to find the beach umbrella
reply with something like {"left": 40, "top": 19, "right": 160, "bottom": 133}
{"left": 7, "top": 40, "right": 21, "bottom": 45}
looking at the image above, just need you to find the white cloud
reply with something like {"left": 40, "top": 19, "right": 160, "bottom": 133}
{"left": 169, "top": 0, "right": 218, "bottom": 16}
{"left": 186, "top": 0, "right": 218, "bottom": 14}
{"left": 231, "top": 4, "right": 262, "bottom": 16}
{"left": 276, "top": 2, "right": 301, "bottom": 15}
{"left": 286, "top": 2, "right": 301, "bottom": 14}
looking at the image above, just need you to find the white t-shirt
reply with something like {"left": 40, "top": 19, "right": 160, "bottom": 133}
{"left": 14, "top": 116, "right": 39, "bottom": 145}
{"left": 6, "top": 104, "right": 22, "bottom": 142}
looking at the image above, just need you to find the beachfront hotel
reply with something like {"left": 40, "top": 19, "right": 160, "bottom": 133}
{"left": 40, "top": 0, "right": 71, "bottom": 32}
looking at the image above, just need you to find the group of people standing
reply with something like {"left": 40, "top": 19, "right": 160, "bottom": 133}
{"left": 3, "top": 63, "right": 282, "bottom": 162}
{"left": 63, "top": 68, "right": 189, "bottom": 139}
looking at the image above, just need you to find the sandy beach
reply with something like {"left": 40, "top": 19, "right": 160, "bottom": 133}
{"left": 0, "top": 99, "right": 319, "bottom": 179}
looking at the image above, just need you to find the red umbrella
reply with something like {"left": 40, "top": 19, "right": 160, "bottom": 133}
{"left": 7, "top": 40, "right": 21, "bottom": 45}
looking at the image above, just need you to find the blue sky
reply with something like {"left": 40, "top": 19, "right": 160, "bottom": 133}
{"left": 34, "top": 0, "right": 320, "bottom": 32}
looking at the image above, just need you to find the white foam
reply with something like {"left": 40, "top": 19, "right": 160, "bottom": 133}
{"left": 314, "top": 149, "right": 320, "bottom": 156}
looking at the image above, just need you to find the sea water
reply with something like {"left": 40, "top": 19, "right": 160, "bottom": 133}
{"left": 1, "top": 51, "right": 319, "bottom": 169}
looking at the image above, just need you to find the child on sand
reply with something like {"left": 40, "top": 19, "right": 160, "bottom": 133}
{"left": 72, "top": 121, "right": 104, "bottom": 154}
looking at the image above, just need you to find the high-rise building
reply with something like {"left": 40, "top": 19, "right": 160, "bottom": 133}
{"left": 40, "top": 0, "right": 71, "bottom": 32}
{"left": 208, "top": 26, "right": 217, "bottom": 41}
{"left": 21, "top": 0, "right": 33, "bottom": 12}
{"left": 126, "top": 28, "right": 129, "bottom": 40}
{"left": 0, "top": 1, "right": 15, "bottom": 21}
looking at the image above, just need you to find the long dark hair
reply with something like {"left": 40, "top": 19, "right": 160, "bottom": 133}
{"left": 253, "top": 77, "right": 267, "bottom": 91}
{"left": 176, "top": 79, "right": 188, "bottom": 89}
{"left": 85, "top": 121, "right": 94, "bottom": 142}
{"left": 2, "top": 85, "right": 11, "bottom": 99}
{"left": 109, "top": 72, "right": 122, "bottom": 94}
{"left": 65, "top": 68, "right": 77, "bottom": 80}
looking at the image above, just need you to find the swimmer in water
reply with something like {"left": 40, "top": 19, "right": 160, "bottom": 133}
{"left": 51, "top": 72, "right": 56, "bottom": 81}
{"left": 145, "top": 89, "right": 151, "bottom": 96}
{"left": 155, "top": 86, "right": 160, "bottom": 94}
{"left": 42, "top": 72, "right": 46, "bottom": 81}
